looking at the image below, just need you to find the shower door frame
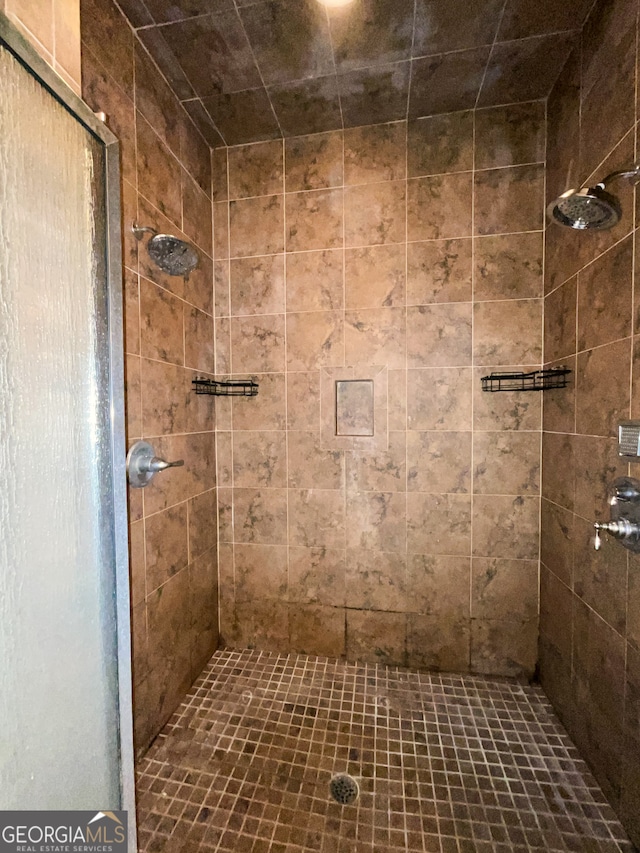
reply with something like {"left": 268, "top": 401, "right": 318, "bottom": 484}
{"left": 0, "top": 12, "right": 136, "bottom": 846}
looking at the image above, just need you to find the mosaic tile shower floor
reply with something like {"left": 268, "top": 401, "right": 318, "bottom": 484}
{"left": 136, "top": 649, "right": 634, "bottom": 853}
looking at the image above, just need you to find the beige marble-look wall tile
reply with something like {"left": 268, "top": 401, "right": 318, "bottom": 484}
{"left": 407, "top": 303, "right": 472, "bottom": 367}
{"left": 472, "top": 495, "right": 539, "bottom": 559}
{"left": 407, "top": 238, "right": 473, "bottom": 305}
{"left": 232, "top": 373, "right": 286, "bottom": 430}
{"left": 230, "top": 254, "right": 285, "bottom": 316}
{"left": 474, "top": 101, "right": 545, "bottom": 170}
{"left": 345, "top": 491, "right": 407, "bottom": 552}
{"left": 407, "top": 173, "right": 473, "bottom": 241}
{"left": 233, "top": 599, "right": 290, "bottom": 653}
{"left": 288, "top": 546, "right": 346, "bottom": 607}
{"left": 232, "top": 431, "right": 287, "bottom": 488}
{"left": 540, "top": 498, "right": 574, "bottom": 586}
{"left": 541, "top": 431, "right": 575, "bottom": 512}
{"left": 473, "top": 431, "right": 541, "bottom": 495}
{"left": 136, "top": 114, "right": 182, "bottom": 227}
{"left": 407, "top": 493, "right": 471, "bottom": 556}
{"left": 286, "top": 249, "right": 344, "bottom": 312}
{"left": 234, "top": 543, "right": 288, "bottom": 601}
{"left": 211, "top": 147, "right": 228, "bottom": 202}
{"left": 145, "top": 504, "right": 189, "bottom": 594}
{"left": 140, "top": 277, "right": 184, "bottom": 366}
{"left": 230, "top": 315, "right": 286, "bottom": 373}
{"left": 474, "top": 232, "right": 543, "bottom": 300}
{"left": 344, "top": 122, "right": 406, "bottom": 185}
{"left": 344, "top": 181, "right": 406, "bottom": 247}
{"left": 214, "top": 201, "right": 230, "bottom": 260}
{"left": 407, "top": 554, "right": 471, "bottom": 617}
{"left": 289, "top": 604, "right": 346, "bottom": 658}
{"left": 408, "top": 111, "right": 474, "bottom": 177}
{"left": 474, "top": 164, "right": 544, "bottom": 235}
{"left": 407, "top": 613, "right": 470, "bottom": 671}
{"left": 578, "top": 234, "right": 633, "bottom": 352}
{"left": 545, "top": 277, "right": 577, "bottom": 362}
{"left": 182, "top": 173, "right": 212, "bottom": 257}
{"left": 143, "top": 432, "right": 216, "bottom": 517}
{"left": 471, "top": 557, "right": 538, "bottom": 620}
{"left": 230, "top": 194, "right": 284, "bottom": 257}
{"left": 232, "top": 487, "right": 288, "bottom": 545}
{"left": 344, "top": 308, "right": 406, "bottom": 368}
{"left": 129, "top": 519, "right": 146, "bottom": 607}
{"left": 228, "top": 140, "right": 284, "bottom": 200}
{"left": 286, "top": 311, "right": 344, "bottom": 370}
{"left": 473, "top": 299, "right": 542, "bottom": 365}
{"left": 214, "top": 261, "right": 230, "bottom": 317}
{"left": 473, "top": 365, "right": 542, "bottom": 431}
{"left": 576, "top": 339, "right": 631, "bottom": 437}
{"left": 407, "top": 431, "right": 471, "bottom": 494}
{"left": 286, "top": 188, "right": 343, "bottom": 251}
{"left": 188, "top": 489, "right": 217, "bottom": 561}
{"left": 185, "top": 306, "right": 214, "bottom": 372}
{"left": 288, "top": 431, "right": 344, "bottom": 489}
{"left": 287, "top": 371, "right": 321, "bottom": 430}
{"left": 288, "top": 489, "right": 346, "bottom": 549}
{"left": 345, "top": 549, "right": 407, "bottom": 611}
{"left": 346, "top": 610, "right": 406, "bottom": 667}
{"left": 470, "top": 618, "right": 538, "bottom": 677}
{"left": 407, "top": 368, "right": 472, "bottom": 431}
{"left": 285, "top": 131, "right": 343, "bottom": 192}
{"left": 140, "top": 358, "right": 185, "bottom": 437}
{"left": 125, "top": 354, "right": 142, "bottom": 441}
{"left": 573, "top": 517, "right": 627, "bottom": 635}
{"left": 345, "top": 244, "right": 406, "bottom": 309}
{"left": 345, "top": 431, "right": 406, "bottom": 492}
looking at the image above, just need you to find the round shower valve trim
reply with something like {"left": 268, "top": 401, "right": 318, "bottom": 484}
{"left": 126, "top": 440, "right": 184, "bottom": 488}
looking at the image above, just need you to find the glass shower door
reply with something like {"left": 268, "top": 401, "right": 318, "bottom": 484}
{"left": 0, "top": 15, "right": 135, "bottom": 838}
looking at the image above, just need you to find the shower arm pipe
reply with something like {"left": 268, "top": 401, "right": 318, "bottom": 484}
{"left": 131, "top": 223, "right": 157, "bottom": 240}
{"left": 595, "top": 163, "right": 640, "bottom": 189}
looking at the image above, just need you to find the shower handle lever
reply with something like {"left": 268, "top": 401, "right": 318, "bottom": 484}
{"left": 145, "top": 456, "right": 184, "bottom": 473}
{"left": 126, "top": 440, "right": 184, "bottom": 488}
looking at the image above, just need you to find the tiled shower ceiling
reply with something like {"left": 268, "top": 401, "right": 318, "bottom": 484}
{"left": 115, "top": 0, "right": 594, "bottom": 146}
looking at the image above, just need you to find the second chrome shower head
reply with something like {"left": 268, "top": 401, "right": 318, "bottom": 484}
{"left": 548, "top": 163, "right": 640, "bottom": 231}
{"left": 133, "top": 224, "right": 199, "bottom": 279}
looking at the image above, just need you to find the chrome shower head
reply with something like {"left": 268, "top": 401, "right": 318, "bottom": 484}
{"left": 547, "top": 185, "right": 621, "bottom": 231}
{"left": 548, "top": 163, "right": 640, "bottom": 231}
{"left": 132, "top": 224, "right": 199, "bottom": 279}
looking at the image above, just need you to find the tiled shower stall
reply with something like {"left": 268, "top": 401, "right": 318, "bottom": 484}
{"left": 6, "top": 0, "right": 639, "bottom": 846}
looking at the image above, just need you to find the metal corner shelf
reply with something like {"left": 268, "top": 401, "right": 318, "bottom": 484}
{"left": 481, "top": 367, "right": 571, "bottom": 393}
{"left": 192, "top": 378, "right": 259, "bottom": 397}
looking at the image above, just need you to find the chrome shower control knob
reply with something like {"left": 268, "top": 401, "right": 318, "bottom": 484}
{"left": 126, "top": 440, "right": 184, "bottom": 488}
{"left": 593, "top": 518, "right": 640, "bottom": 549}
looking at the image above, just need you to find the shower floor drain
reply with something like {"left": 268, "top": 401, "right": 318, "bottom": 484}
{"left": 329, "top": 774, "right": 359, "bottom": 805}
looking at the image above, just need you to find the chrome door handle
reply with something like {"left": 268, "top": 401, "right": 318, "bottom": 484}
{"left": 126, "top": 440, "right": 184, "bottom": 488}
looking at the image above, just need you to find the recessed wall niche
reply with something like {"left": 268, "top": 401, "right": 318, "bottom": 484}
{"left": 321, "top": 366, "right": 388, "bottom": 450}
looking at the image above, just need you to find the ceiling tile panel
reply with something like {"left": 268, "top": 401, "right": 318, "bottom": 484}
{"left": 182, "top": 98, "right": 225, "bottom": 147}
{"left": 202, "top": 88, "right": 281, "bottom": 145}
{"left": 158, "top": 10, "right": 262, "bottom": 97}
{"left": 142, "top": 0, "right": 234, "bottom": 25}
{"left": 409, "top": 48, "right": 490, "bottom": 118}
{"left": 413, "top": 0, "right": 503, "bottom": 57}
{"left": 338, "top": 61, "right": 411, "bottom": 127}
{"left": 239, "top": 0, "right": 335, "bottom": 85}
{"left": 328, "top": 0, "right": 415, "bottom": 72}
{"left": 137, "top": 26, "right": 197, "bottom": 100}
{"left": 477, "top": 33, "right": 577, "bottom": 107}
{"left": 269, "top": 76, "right": 343, "bottom": 137}
{"left": 112, "top": 0, "right": 596, "bottom": 146}
{"left": 498, "top": 0, "right": 595, "bottom": 41}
